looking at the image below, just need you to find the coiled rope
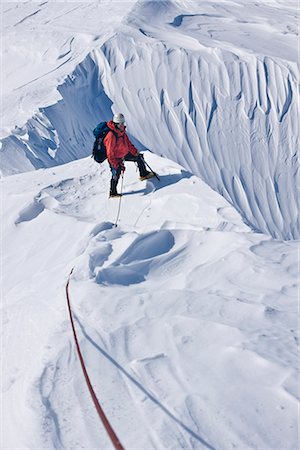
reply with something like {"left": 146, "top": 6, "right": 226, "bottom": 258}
{"left": 66, "top": 268, "right": 125, "bottom": 450}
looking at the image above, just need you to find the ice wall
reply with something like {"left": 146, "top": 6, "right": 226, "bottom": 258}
{"left": 0, "top": 55, "right": 113, "bottom": 174}
{"left": 98, "top": 33, "right": 299, "bottom": 240}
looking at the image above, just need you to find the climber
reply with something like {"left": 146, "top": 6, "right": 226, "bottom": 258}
{"left": 104, "top": 113, "right": 154, "bottom": 197}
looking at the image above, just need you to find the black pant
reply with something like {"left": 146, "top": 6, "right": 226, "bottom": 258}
{"left": 110, "top": 153, "right": 148, "bottom": 181}
{"left": 109, "top": 153, "right": 148, "bottom": 195}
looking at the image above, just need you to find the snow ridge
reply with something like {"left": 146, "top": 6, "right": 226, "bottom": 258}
{"left": 2, "top": 150, "right": 298, "bottom": 449}
{"left": 1, "top": 2, "right": 299, "bottom": 448}
{"left": 2, "top": 35, "right": 299, "bottom": 240}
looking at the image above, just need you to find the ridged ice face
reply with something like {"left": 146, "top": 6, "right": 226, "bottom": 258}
{"left": 1, "top": 0, "right": 299, "bottom": 240}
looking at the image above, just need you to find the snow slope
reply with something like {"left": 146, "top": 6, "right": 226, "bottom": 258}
{"left": 2, "top": 153, "right": 298, "bottom": 449}
{"left": 1, "top": 0, "right": 137, "bottom": 135}
{"left": 1, "top": 0, "right": 299, "bottom": 240}
{"left": 1, "top": 1, "right": 299, "bottom": 449}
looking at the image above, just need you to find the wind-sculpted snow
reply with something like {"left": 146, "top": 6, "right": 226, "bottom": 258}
{"left": 99, "top": 35, "right": 299, "bottom": 240}
{"left": 0, "top": 0, "right": 137, "bottom": 136}
{"left": 2, "top": 154, "right": 298, "bottom": 448}
{"left": 0, "top": 55, "right": 113, "bottom": 174}
{"left": 1, "top": 0, "right": 298, "bottom": 240}
{"left": 2, "top": 2, "right": 299, "bottom": 448}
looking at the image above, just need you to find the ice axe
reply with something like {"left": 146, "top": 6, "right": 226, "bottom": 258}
{"left": 140, "top": 153, "right": 160, "bottom": 181}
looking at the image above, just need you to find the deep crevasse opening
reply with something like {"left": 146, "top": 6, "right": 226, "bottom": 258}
{"left": 1, "top": 33, "right": 299, "bottom": 240}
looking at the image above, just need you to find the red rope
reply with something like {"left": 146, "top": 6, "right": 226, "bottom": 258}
{"left": 66, "top": 268, "right": 125, "bottom": 450}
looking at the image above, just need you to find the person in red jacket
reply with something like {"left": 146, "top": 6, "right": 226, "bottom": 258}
{"left": 104, "top": 113, "right": 154, "bottom": 197}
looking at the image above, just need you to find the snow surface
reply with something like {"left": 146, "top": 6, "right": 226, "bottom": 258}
{"left": 2, "top": 153, "right": 299, "bottom": 449}
{"left": 1, "top": 0, "right": 299, "bottom": 239}
{"left": 1, "top": 1, "right": 299, "bottom": 449}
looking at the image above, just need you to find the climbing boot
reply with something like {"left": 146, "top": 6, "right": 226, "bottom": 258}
{"left": 139, "top": 171, "right": 155, "bottom": 181}
{"left": 109, "top": 192, "right": 122, "bottom": 198}
{"left": 109, "top": 179, "right": 122, "bottom": 198}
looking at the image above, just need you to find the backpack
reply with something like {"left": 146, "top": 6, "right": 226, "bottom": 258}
{"left": 92, "top": 121, "right": 111, "bottom": 163}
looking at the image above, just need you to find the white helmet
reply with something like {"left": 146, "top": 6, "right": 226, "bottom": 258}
{"left": 113, "top": 112, "right": 125, "bottom": 124}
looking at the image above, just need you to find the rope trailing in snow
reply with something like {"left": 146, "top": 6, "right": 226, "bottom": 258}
{"left": 66, "top": 268, "right": 125, "bottom": 450}
{"left": 114, "top": 172, "right": 124, "bottom": 227}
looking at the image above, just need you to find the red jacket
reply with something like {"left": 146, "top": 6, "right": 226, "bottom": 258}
{"left": 104, "top": 120, "right": 138, "bottom": 169}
